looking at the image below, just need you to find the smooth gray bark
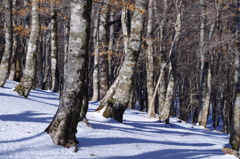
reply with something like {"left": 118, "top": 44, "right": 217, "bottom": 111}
{"left": 8, "top": 0, "right": 17, "bottom": 81}
{"left": 157, "top": 0, "right": 168, "bottom": 115}
{"left": 146, "top": 0, "right": 155, "bottom": 118}
{"left": 91, "top": 3, "right": 100, "bottom": 101}
{"left": 198, "top": 0, "right": 207, "bottom": 123}
{"left": 0, "top": 0, "right": 13, "bottom": 87}
{"left": 50, "top": 0, "right": 59, "bottom": 92}
{"left": 14, "top": 0, "right": 40, "bottom": 98}
{"left": 99, "top": 1, "right": 109, "bottom": 99}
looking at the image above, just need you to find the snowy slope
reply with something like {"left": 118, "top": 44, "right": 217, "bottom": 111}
{"left": 0, "top": 80, "right": 236, "bottom": 159}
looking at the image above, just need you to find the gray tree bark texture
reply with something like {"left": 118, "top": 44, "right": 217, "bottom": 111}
{"left": 9, "top": 0, "right": 17, "bottom": 81}
{"left": 108, "top": 11, "right": 114, "bottom": 85}
{"left": 14, "top": 0, "right": 40, "bottom": 98}
{"left": 0, "top": 0, "right": 13, "bottom": 87}
{"left": 230, "top": 55, "right": 240, "bottom": 151}
{"left": 230, "top": 2, "right": 240, "bottom": 151}
{"left": 96, "top": 0, "right": 148, "bottom": 123}
{"left": 157, "top": 0, "right": 168, "bottom": 115}
{"left": 159, "top": 0, "right": 182, "bottom": 123}
{"left": 50, "top": 0, "right": 59, "bottom": 92}
{"left": 146, "top": 0, "right": 155, "bottom": 118}
{"left": 199, "top": 66, "right": 212, "bottom": 127}
{"left": 91, "top": 3, "right": 100, "bottom": 101}
{"left": 197, "top": 0, "right": 208, "bottom": 124}
{"left": 98, "top": 2, "right": 109, "bottom": 99}
{"left": 197, "top": 0, "right": 221, "bottom": 127}
{"left": 45, "top": 0, "right": 91, "bottom": 147}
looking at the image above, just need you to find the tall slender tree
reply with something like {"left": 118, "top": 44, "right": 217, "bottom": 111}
{"left": 91, "top": 3, "right": 100, "bottom": 101}
{"left": 157, "top": 0, "right": 168, "bottom": 115}
{"left": 14, "top": 0, "right": 40, "bottom": 98}
{"left": 159, "top": 0, "right": 183, "bottom": 123}
{"left": 0, "top": 0, "right": 13, "bottom": 87}
{"left": 146, "top": 0, "right": 155, "bottom": 118}
{"left": 98, "top": 1, "right": 109, "bottom": 99}
{"left": 197, "top": 0, "right": 208, "bottom": 124}
{"left": 50, "top": 0, "right": 59, "bottom": 92}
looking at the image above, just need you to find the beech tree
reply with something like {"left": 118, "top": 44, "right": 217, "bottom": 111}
{"left": 14, "top": 0, "right": 40, "bottom": 98}
{"left": 45, "top": 0, "right": 91, "bottom": 147}
{"left": 98, "top": 1, "right": 109, "bottom": 99}
{"left": 96, "top": 0, "right": 148, "bottom": 123}
{"left": 50, "top": 0, "right": 59, "bottom": 92}
{"left": 91, "top": 3, "right": 100, "bottom": 101}
{"left": 0, "top": 0, "right": 13, "bottom": 87}
{"left": 230, "top": 0, "right": 240, "bottom": 151}
{"left": 231, "top": 49, "right": 240, "bottom": 151}
{"left": 146, "top": 0, "right": 155, "bottom": 118}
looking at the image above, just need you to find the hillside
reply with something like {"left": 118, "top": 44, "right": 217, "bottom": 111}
{"left": 0, "top": 80, "right": 236, "bottom": 159}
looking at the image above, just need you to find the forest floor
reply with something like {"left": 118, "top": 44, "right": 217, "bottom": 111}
{"left": 0, "top": 80, "right": 237, "bottom": 159}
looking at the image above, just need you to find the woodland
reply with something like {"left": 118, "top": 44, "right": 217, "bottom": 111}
{"left": 0, "top": 0, "right": 239, "bottom": 155}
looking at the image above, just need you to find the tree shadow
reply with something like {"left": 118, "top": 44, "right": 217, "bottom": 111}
{"left": 78, "top": 137, "right": 214, "bottom": 148}
{"left": 78, "top": 114, "right": 229, "bottom": 159}
{"left": 105, "top": 148, "right": 226, "bottom": 159}
{"left": 88, "top": 118, "right": 228, "bottom": 141}
{"left": 0, "top": 92, "right": 58, "bottom": 107}
{"left": 0, "top": 111, "right": 52, "bottom": 123}
{"left": 0, "top": 132, "right": 45, "bottom": 144}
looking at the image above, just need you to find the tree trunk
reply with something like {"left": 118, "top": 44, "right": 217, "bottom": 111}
{"left": 157, "top": 0, "right": 168, "bottom": 115}
{"left": 108, "top": 11, "right": 114, "bottom": 85}
{"left": 50, "top": 0, "right": 59, "bottom": 92}
{"left": 0, "top": 0, "right": 13, "bottom": 87}
{"left": 199, "top": 65, "right": 212, "bottom": 127}
{"left": 96, "top": 0, "right": 148, "bottom": 123}
{"left": 230, "top": 2, "right": 240, "bottom": 150}
{"left": 99, "top": 1, "right": 109, "bottom": 99}
{"left": 230, "top": 54, "right": 240, "bottom": 151}
{"left": 197, "top": 0, "right": 207, "bottom": 123}
{"left": 45, "top": 0, "right": 91, "bottom": 147}
{"left": 8, "top": 0, "right": 17, "bottom": 81}
{"left": 159, "top": 0, "right": 182, "bottom": 123}
{"left": 91, "top": 3, "right": 100, "bottom": 101}
{"left": 198, "top": 0, "right": 219, "bottom": 127}
{"left": 146, "top": 0, "right": 155, "bottom": 118}
{"left": 42, "top": 28, "right": 51, "bottom": 90}
{"left": 223, "top": 88, "right": 231, "bottom": 133}
{"left": 121, "top": 5, "right": 129, "bottom": 58}
{"left": 14, "top": 0, "right": 40, "bottom": 98}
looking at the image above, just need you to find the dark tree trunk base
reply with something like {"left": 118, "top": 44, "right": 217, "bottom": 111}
{"left": 101, "top": 99, "right": 128, "bottom": 123}
{"left": 45, "top": 109, "right": 80, "bottom": 147}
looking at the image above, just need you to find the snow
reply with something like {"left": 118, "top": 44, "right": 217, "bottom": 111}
{"left": 0, "top": 80, "right": 236, "bottom": 159}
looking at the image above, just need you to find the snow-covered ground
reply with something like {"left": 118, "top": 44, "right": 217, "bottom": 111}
{"left": 0, "top": 80, "right": 236, "bottom": 159}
